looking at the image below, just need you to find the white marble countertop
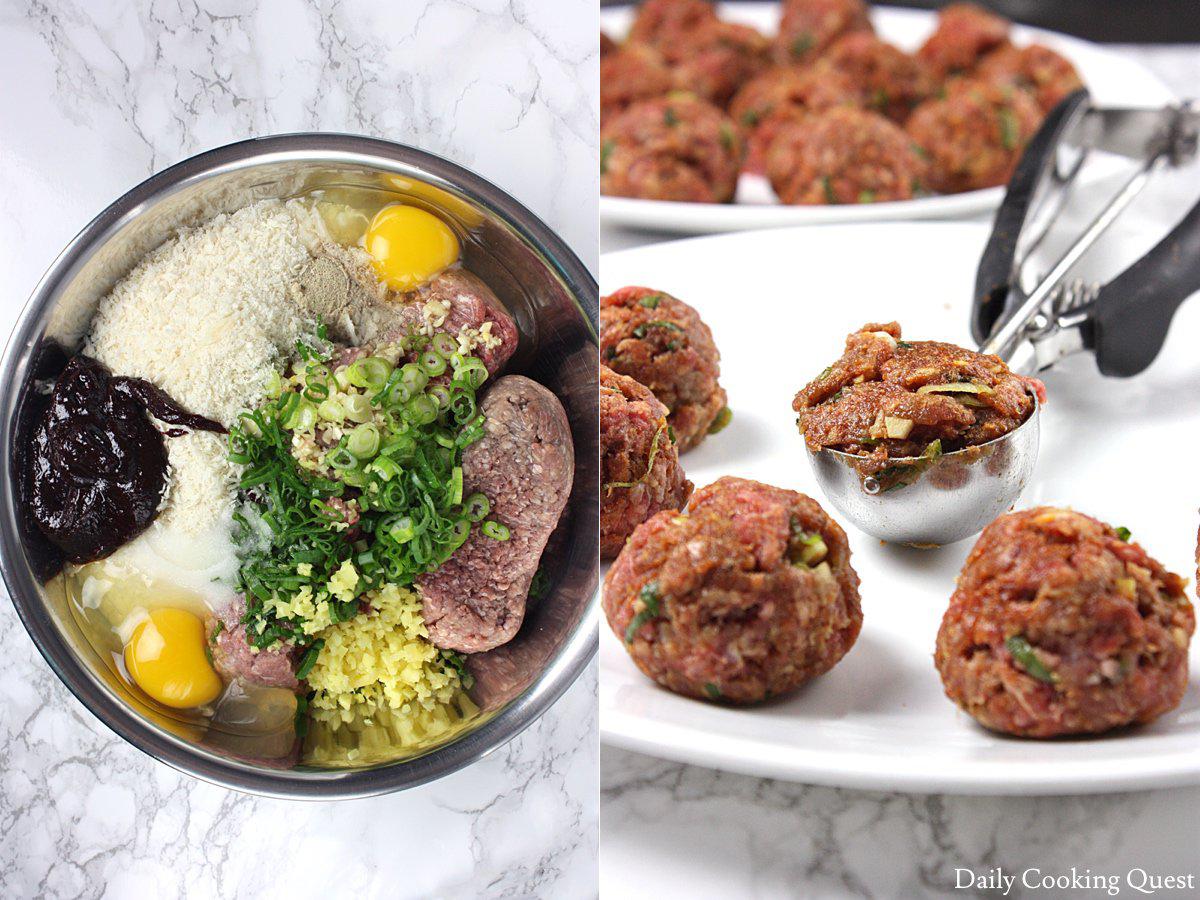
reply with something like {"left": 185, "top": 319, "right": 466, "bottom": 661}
{"left": 0, "top": 1, "right": 598, "bottom": 897}
{"left": 601, "top": 46, "right": 1200, "bottom": 900}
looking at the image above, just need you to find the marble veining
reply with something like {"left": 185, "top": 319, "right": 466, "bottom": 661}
{"left": 0, "top": 1, "right": 598, "bottom": 897}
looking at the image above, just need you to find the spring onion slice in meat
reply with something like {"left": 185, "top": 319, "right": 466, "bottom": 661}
{"left": 625, "top": 581, "right": 663, "bottom": 644}
{"left": 604, "top": 420, "right": 669, "bottom": 494}
{"left": 1005, "top": 635, "right": 1057, "bottom": 684}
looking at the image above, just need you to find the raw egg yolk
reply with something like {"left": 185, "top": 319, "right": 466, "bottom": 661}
{"left": 364, "top": 204, "right": 460, "bottom": 292}
{"left": 124, "top": 608, "right": 222, "bottom": 709}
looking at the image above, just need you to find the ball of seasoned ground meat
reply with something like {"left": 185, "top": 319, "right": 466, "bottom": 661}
{"left": 730, "top": 65, "right": 861, "bottom": 173}
{"left": 917, "top": 2, "right": 1010, "bottom": 79}
{"left": 604, "top": 476, "right": 863, "bottom": 704}
{"left": 629, "top": 0, "right": 718, "bottom": 52}
{"left": 977, "top": 43, "right": 1084, "bottom": 114}
{"left": 600, "top": 365, "right": 693, "bottom": 559}
{"left": 907, "top": 80, "right": 1043, "bottom": 193}
{"left": 601, "top": 285, "right": 728, "bottom": 453}
{"left": 822, "top": 32, "right": 936, "bottom": 122}
{"left": 793, "top": 321, "right": 1042, "bottom": 462}
{"left": 670, "top": 19, "right": 772, "bottom": 108}
{"left": 601, "top": 95, "right": 743, "bottom": 203}
{"left": 767, "top": 107, "right": 928, "bottom": 205}
{"left": 601, "top": 43, "right": 674, "bottom": 124}
{"left": 773, "top": 0, "right": 873, "bottom": 65}
{"left": 936, "top": 507, "right": 1195, "bottom": 738}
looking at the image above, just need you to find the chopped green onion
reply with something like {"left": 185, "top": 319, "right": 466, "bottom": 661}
{"left": 342, "top": 393, "right": 373, "bottom": 423}
{"left": 453, "top": 357, "right": 488, "bottom": 389}
{"left": 387, "top": 516, "right": 416, "bottom": 543}
{"left": 369, "top": 455, "right": 402, "bottom": 482}
{"left": 432, "top": 332, "right": 459, "bottom": 357}
{"left": 347, "top": 423, "right": 381, "bottom": 460}
{"left": 1005, "top": 635, "right": 1057, "bottom": 684}
{"left": 407, "top": 394, "right": 438, "bottom": 426}
{"left": 347, "top": 356, "right": 393, "bottom": 390}
{"left": 632, "top": 320, "right": 683, "bottom": 340}
{"left": 481, "top": 520, "right": 510, "bottom": 541}
{"left": 708, "top": 406, "right": 732, "bottom": 434}
{"left": 464, "top": 492, "right": 490, "bottom": 522}
{"left": 419, "top": 349, "right": 447, "bottom": 376}
{"left": 296, "top": 639, "right": 325, "bottom": 680}
{"left": 1115, "top": 526, "right": 1132, "bottom": 542}
{"left": 703, "top": 682, "right": 722, "bottom": 700}
{"left": 624, "top": 581, "right": 662, "bottom": 643}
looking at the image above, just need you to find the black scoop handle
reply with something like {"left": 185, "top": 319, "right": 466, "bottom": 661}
{"left": 1088, "top": 196, "right": 1200, "bottom": 376}
{"left": 972, "top": 90, "right": 1092, "bottom": 346}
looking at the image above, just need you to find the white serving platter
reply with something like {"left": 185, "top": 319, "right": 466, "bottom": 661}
{"left": 599, "top": 222, "right": 1200, "bottom": 794}
{"left": 600, "top": 3, "right": 1176, "bottom": 234}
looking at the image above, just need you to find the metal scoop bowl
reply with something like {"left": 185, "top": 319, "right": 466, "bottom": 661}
{"left": 804, "top": 92, "right": 1200, "bottom": 548}
{"left": 807, "top": 400, "right": 1040, "bottom": 547}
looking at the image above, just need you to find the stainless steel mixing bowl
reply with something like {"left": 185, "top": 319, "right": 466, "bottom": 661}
{"left": 0, "top": 134, "right": 598, "bottom": 798}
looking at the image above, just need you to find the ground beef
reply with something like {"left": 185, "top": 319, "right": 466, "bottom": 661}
{"left": 395, "top": 269, "right": 519, "bottom": 377}
{"left": 906, "top": 79, "right": 1044, "bottom": 193}
{"left": 417, "top": 375, "right": 573, "bottom": 653}
{"left": 601, "top": 95, "right": 744, "bottom": 203}
{"left": 601, "top": 365, "right": 693, "bottom": 559}
{"left": 936, "top": 507, "right": 1195, "bottom": 737}
{"left": 209, "top": 597, "right": 300, "bottom": 691}
{"left": 917, "top": 2, "right": 1010, "bottom": 79}
{"left": 977, "top": 42, "right": 1084, "bottom": 114}
{"left": 668, "top": 19, "right": 771, "bottom": 109}
{"left": 729, "top": 65, "right": 861, "bottom": 173}
{"left": 766, "top": 107, "right": 927, "bottom": 205}
{"left": 603, "top": 476, "right": 862, "bottom": 704}
{"left": 822, "top": 32, "right": 936, "bottom": 123}
{"left": 773, "top": 0, "right": 874, "bottom": 65}
{"left": 601, "top": 42, "right": 675, "bottom": 124}
{"left": 793, "top": 322, "right": 1042, "bottom": 461}
{"left": 600, "top": 285, "right": 728, "bottom": 452}
{"left": 628, "top": 0, "right": 719, "bottom": 53}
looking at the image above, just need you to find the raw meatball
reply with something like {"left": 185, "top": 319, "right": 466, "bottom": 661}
{"left": 418, "top": 376, "right": 574, "bottom": 653}
{"left": 907, "top": 79, "right": 1044, "bottom": 193}
{"left": 977, "top": 43, "right": 1084, "bottom": 114}
{"left": 773, "top": 0, "right": 873, "bottom": 65}
{"left": 601, "top": 43, "right": 674, "bottom": 124}
{"left": 604, "top": 477, "right": 863, "bottom": 704}
{"left": 600, "top": 285, "right": 728, "bottom": 452}
{"left": 729, "top": 65, "right": 861, "bottom": 173}
{"left": 917, "top": 2, "right": 1010, "bottom": 79}
{"left": 766, "top": 107, "right": 927, "bottom": 205}
{"left": 628, "top": 0, "right": 719, "bottom": 52}
{"left": 793, "top": 321, "right": 1042, "bottom": 461}
{"left": 601, "top": 95, "right": 744, "bottom": 203}
{"left": 669, "top": 19, "right": 771, "bottom": 108}
{"left": 822, "top": 32, "right": 936, "bottom": 122}
{"left": 936, "top": 508, "right": 1195, "bottom": 738}
{"left": 601, "top": 366, "right": 693, "bottom": 559}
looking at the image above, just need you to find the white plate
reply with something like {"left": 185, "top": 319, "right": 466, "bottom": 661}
{"left": 600, "top": 4, "right": 1176, "bottom": 234}
{"left": 599, "top": 222, "right": 1200, "bottom": 794}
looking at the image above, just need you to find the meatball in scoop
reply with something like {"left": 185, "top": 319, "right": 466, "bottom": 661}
{"left": 936, "top": 507, "right": 1195, "bottom": 738}
{"left": 604, "top": 477, "right": 863, "bottom": 704}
